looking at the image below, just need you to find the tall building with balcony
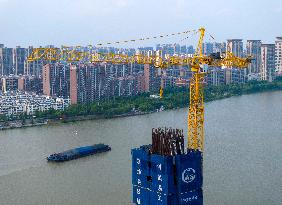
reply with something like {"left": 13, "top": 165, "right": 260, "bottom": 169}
{"left": 70, "top": 64, "right": 117, "bottom": 104}
{"left": 206, "top": 67, "right": 225, "bottom": 86}
{"left": 42, "top": 63, "right": 70, "bottom": 98}
{"left": 180, "top": 45, "right": 187, "bottom": 54}
{"left": 18, "top": 75, "right": 43, "bottom": 94}
{"left": 115, "top": 76, "right": 138, "bottom": 97}
{"left": 1, "top": 76, "right": 19, "bottom": 92}
{"left": 246, "top": 40, "right": 262, "bottom": 77}
{"left": 144, "top": 64, "right": 161, "bottom": 93}
{"left": 187, "top": 45, "right": 195, "bottom": 54}
{"left": 226, "top": 39, "right": 245, "bottom": 83}
{"left": 25, "top": 46, "right": 43, "bottom": 77}
{"left": 155, "top": 44, "right": 181, "bottom": 55}
{"left": 70, "top": 65, "right": 78, "bottom": 104}
{"left": 0, "top": 45, "right": 43, "bottom": 77}
{"left": 13, "top": 46, "right": 26, "bottom": 75}
{"left": 42, "top": 64, "right": 51, "bottom": 96}
{"left": 213, "top": 42, "right": 226, "bottom": 53}
{"left": 227, "top": 39, "right": 243, "bottom": 57}
{"left": 0, "top": 45, "right": 13, "bottom": 75}
{"left": 202, "top": 42, "right": 213, "bottom": 55}
{"left": 261, "top": 44, "right": 275, "bottom": 82}
{"left": 275, "top": 37, "right": 282, "bottom": 76}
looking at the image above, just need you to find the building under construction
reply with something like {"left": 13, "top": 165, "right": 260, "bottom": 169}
{"left": 132, "top": 128, "right": 203, "bottom": 205}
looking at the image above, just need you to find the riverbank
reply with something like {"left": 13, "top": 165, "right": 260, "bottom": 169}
{"left": 1, "top": 80, "right": 282, "bottom": 130}
{"left": 0, "top": 110, "right": 156, "bottom": 130}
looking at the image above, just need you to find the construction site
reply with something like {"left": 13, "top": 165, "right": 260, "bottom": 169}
{"left": 1, "top": 0, "right": 282, "bottom": 204}
{"left": 26, "top": 27, "right": 252, "bottom": 205}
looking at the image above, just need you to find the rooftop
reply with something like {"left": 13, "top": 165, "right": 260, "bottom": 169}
{"left": 227, "top": 39, "right": 243, "bottom": 41}
{"left": 247, "top": 40, "right": 261, "bottom": 42}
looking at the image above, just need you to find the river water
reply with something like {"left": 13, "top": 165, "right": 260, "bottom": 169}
{"left": 0, "top": 91, "right": 281, "bottom": 205}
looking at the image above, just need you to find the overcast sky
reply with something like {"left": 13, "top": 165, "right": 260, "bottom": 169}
{"left": 0, "top": 0, "right": 281, "bottom": 47}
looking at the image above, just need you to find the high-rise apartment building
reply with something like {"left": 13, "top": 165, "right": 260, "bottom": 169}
{"left": 246, "top": 40, "right": 261, "bottom": 76}
{"left": 13, "top": 46, "right": 26, "bottom": 75}
{"left": 0, "top": 45, "right": 30, "bottom": 76}
{"left": 69, "top": 62, "right": 150, "bottom": 105}
{"left": 226, "top": 39, "right": 244, "bottom": 83}
{"left": 275, "top": 37, "right": 282, "bottom": 76}
{"left": 70, "top": 65, "right": 78, "bottom": 104}
{"left": 42, "top": 64, "right": 51, "bottom": 96}
{"left": 187, "top": 45, "right": 195, "bottom": 54}
{"left": 202, "top": 42, "right": 213, "bottom": 55}
{"left": 42, "top": 63, "right": 70, "bottom": 98}
{"left": 115, "top": 76, "right": 138, "bottom": 97}
{"left": 261, "top": 44, "right": 275, "bottom": 82}
{"left": 155, "top": 44, "right": 181, "bottom": 55}
{"left": 70, "top": 64, "right": 116, "bottom": 104}
{"left": 206, "top": 67, "right": 225, "bottom": 85}
{"left": 144, "top": 64, "right": 150, "bottom": 92}
{"left": 25, "top": 46, "right": 43, "bottom": 77}
{"left": 180, "top": 45, "right": 187, "bottom": 54}
{"left": 0, "top": 45, "right": 13, "bottom": 75}
{"left": 0, "top": 45, "right": 44, "bottom": 77}
{"left": 227, "top": 39, "right": 243, "bottom": 57}
{"left": 144, "top": 64, "right": 161, "bottom": 92}
{"left": 212, "top": 42, "right": 226, "bottom": 53}
{"left": 136, "top": 72, "right": 146, "bottom": 93}
{"left": 224, "top": 68, "right": 245, "bottom": 84}
{"left": 1, "top": 76, "right": 19, "bottom": 92}
{"left": 18, "top": 75, "right": 43, "bottom": 93}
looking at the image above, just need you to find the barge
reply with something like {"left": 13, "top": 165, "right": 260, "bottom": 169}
{"left": 47, "top": 143, "right": 111, "bottom": 162}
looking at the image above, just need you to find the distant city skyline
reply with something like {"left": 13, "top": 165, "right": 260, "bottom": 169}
{"left": 0, "top": 0, "right": 281, "bottom": 48}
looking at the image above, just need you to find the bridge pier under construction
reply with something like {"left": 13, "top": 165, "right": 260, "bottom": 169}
{"left": 132, "top": 128, "right": 203, "bottom": 205}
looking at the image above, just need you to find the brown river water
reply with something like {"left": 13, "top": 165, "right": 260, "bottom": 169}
{"left": 0, "top": 91, "right": 281, "bottom": 205}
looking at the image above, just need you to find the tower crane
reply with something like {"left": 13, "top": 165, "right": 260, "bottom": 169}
{"left": 186, "top": 28, "right": 251, "bottom": 152}
{"left": 27, "top": 28, "right": 251, "bottom": 153}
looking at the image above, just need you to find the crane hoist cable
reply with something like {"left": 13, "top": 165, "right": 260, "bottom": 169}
{"left": 93, "top": 29, "right": 196, "bottom": 47}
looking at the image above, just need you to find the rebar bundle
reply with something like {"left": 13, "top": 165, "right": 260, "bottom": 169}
{"left": 151, "top": 127, "right": 184, "bottom": 156}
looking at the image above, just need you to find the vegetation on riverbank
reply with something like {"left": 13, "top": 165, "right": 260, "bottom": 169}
{"left": 1, "top": 78, "right": 282, "bottom": 125}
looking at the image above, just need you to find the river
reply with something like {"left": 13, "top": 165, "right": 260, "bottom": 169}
{"left": 0, "top": 91, "right": 281, "bottom": 205}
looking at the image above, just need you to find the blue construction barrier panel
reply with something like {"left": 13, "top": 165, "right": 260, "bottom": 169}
{"left": 178, "top": 189, "right": 203, "bottom": 205}
{"left": 175, "top": 151, "right": 203, "bottom": 193}
{"left": 132, "top": 146, "right": 203, "bottom": 205}
{"left": 133, "top": 185, "right": 150, "bottom": 205}
{"left": 132, "top": 147, "right": 151, "bottom": 189}
{"left": 151, "top": 154, "right": 176, "bottom": 194}
{"left": 150, "top": 191, "right": 179, "bottom": 205}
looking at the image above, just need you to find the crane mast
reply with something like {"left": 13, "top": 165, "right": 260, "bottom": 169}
{"left": 188, "top": 27, "right": 205, "bottom": 152}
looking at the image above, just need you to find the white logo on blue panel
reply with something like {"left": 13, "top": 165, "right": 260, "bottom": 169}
{"left": 182, "top": 168, "right": 196, "bottom": 183}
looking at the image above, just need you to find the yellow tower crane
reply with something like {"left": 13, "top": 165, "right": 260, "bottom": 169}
{"left": 186, "top": 28, "right": 251, "bottom": 152}
{"left": 27, "top": 28, "right": 251, "bottom": 153}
